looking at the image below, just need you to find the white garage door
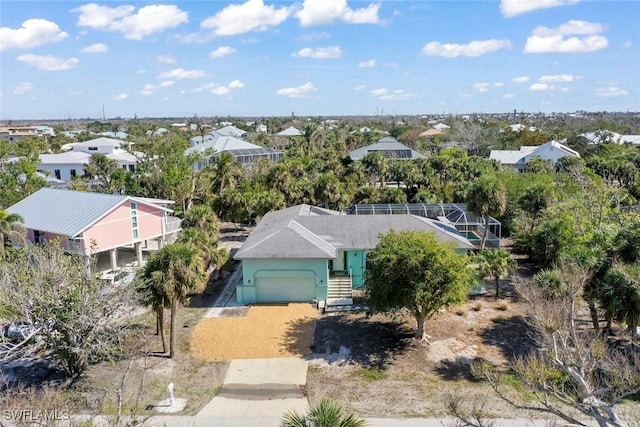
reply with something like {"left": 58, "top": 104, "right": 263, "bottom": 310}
{"left": 255, "top": 275, "right": 316, "bottom": 303}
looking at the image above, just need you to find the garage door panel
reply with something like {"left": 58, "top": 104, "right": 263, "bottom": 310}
{"left": 255, "top": 276, "right": 316, "bottom": 303}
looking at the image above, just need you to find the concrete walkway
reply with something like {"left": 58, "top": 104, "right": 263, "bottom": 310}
{"left": 197, "top": 357, "right": 309, "bottom": 418}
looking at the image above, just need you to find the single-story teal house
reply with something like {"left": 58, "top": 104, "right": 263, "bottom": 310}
{"left": 233, "top": 204, "right": 474, "bottom": 307}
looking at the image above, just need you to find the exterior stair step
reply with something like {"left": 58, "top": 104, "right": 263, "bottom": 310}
{"left": 326, "top": 297, "right": 354, "bottom": 306}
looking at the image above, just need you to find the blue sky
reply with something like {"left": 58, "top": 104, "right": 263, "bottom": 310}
{"left": 1, "top": 0, "right": 638, "bottom": 120}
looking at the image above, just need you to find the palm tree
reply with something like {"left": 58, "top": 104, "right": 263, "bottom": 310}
{"left": 281, "top": 398, "right": 365, "bottom": 427}
{"left": 476, "top": 248, "right": 517, "bottom": 298}
{"left": 177, "top": 227, "right": 228, "bottom": 272}
{"left": 87, "top": 153, "right": 118, "bottom": 191}
{"left": 0, "top": 210, "right": 26, "bottom": 256}
{"left": 601, "top": 263, "right": 640, "bottom": 342}
{"left": 138, "top": 261, "right": 170, "bottom": 354}
{"left": 467, "top": 175, "right": 507, "bottom": 250}
{"left": 181, "top": 204, "right": 220, "bottom": 238}
{"left": 211, "top": 152, "right": 243, "bottom": 195}
{"left": 138, "top": 243, "right": 207, "bottom": 357}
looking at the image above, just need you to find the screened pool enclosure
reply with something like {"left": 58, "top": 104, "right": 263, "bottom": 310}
{"left": 347, "top": 203, "right": 501, "bottom": 249}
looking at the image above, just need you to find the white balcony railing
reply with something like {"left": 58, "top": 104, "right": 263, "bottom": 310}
{"left": 164, "top": 216, "right": 182, "bottom": 234}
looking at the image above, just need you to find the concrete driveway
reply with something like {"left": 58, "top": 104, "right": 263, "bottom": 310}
{"left": 197, "top": 357, "right": 309, "bottom": 419}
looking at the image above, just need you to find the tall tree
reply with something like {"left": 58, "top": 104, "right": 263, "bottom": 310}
{"left": 365, "top": 230, "right": 471, "bottom": 341}
{"left": 0, "top": 210, "right": 26, "bottom": 256}
{"left": 467, "top": 175, "right": 507, "bottom": 250}
{"left": 143, "top": 243, "right": 207, "bottom": 358}
{"left": 475, "top": 248, "right": 516, "bottom": 298}
{"left": 601, "top": 263, "right": 640, "bottom": 342}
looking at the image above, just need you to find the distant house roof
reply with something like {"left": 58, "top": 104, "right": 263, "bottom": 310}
{"left": 6, "top": 188, "right": 172, "bottom": 238}
{"left": 579, "top": 131, "right": 640, "bottom": 146}
{"left": 234, "top": 204, "right": 473, "bottom": 259}
{"left": 186, "top": 134, "right": 264, "bottom": 155}
{"left": 433, "top": 123, "right": 450, "bottom": 130}
{"left": 490, "top": 140, "right": 579, "bottom": 166}
{"left": 349, "top": 137, "right": 426, "bottom": 160}
{"left": 73, "top": 137, "right": 123, "bottom": 148}
{"left": 40, "top": 151, "right": 91, "bottom": 165}
{"left": 420, "top": 128, "right": 443, "bottom": 137}
{"left": 215, "top": 125, "right": 246, "bottom": 138}
{"left": 277, "top": 126, "right": 304, "bottom": 136}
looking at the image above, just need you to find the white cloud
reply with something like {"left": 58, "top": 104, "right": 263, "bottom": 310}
{"left": 195, "top": 80, "right": 245, "bottom": 95}
{"left": 158, "top": 68, "right": 205, "bottom": 80}
{"left": 156, "top": 55, "right": 175, "bottom": 64}
{"left": 16, "top": 54, "right": 79, "bottom": 71}
{"left": 504, "top": 93, "right": 516, "bottom": 99}
{"left": 81, "top": 43, "right": 108, "bottom": 53}
{"left": 0, "top": 19, "right": 68, "bottom": 51}
{"left": 359, "top": 59, "right": 376, "bottom": 68}
{"left": 623, "top": 41, "right": 632, "bottom": 49}
{"left": 136, "top": 69, "right": 146, "bottom": 74}
{"left": 114, "top": 93, "right": 128, "bottom": 100}
{"left": 500, "top": 0, "right": 580, "bottom": 18}
{"left": 595, "top": 86, "right": 628, "bottom": 97}
{"left": 294, "top": 46, "right": 342, "bottom": 59}
{"left": 210, "top": 46, "right": 236, "bottom": 59}
{"left": 355, "top": 85, "right": 366, "bottom": 91}
{"left": 539, "top": 74, "right": 577, "bottom": 83}
{"left": 12, "top": 82, "right": 34, "bottom": 95}
{"left": 512, "top": 76, "right": 530, "bottom": 83}
{"left": 474, "top": 83, "right": 490, "bottom": 92}
{"left": 530, "top": 83, "right": 553, "bottom": 91}
{"left": 141, "top": 84, "right": 157, "bottom": 95}
{"left": 159, "top": 80, "right": 175, "bottom": 88}
{"left": 421, "top": 39, "right": 512, "bottom": 58}
{"left": 73, "top": 3, "right": 188, "bottom": 40}
{"left": 276, "top": 82, "right": 317, "bottom": 98}
{"left": 524, "top": 20, "right": 607, "bottom": 53}
{"left": 296, "top": 0, "right": 381, "bottom": 26}
{"left": 369, "top": 88, "right": 416, "bottom": 101}
{"left": 297, "top": 31, "right": 331, "bottom": 42}
{"left": 494, "top": 82, "right": 504, "bottom": 87}
{"left": 201, "top": 0, "right": 289, "bottom": 36}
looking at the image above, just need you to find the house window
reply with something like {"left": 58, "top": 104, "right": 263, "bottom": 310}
{"left": 70, "top": 169, "right": 77, "bottom": 178}
{"left": 130, "top": 202, "right": 139, "bottom": 240}
{"left": 54, "top": 169, "right": 61, "bottom": 180}
{"left": 128, "top": 164, "right": 135, "bottom": 172}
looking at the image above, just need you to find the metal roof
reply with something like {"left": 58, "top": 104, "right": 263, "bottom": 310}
{"left": 349, "top": 137, "right": 426, "bottom": 160}
{"left": 6, "top": 188, "right": 171, "bottom": 237}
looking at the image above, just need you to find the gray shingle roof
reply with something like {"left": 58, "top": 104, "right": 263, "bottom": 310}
{"left": 234, "top": 204, "right": 473, "bottom": 260}
{"left": 6, "top": 188, "right": 170, "bottom": 237}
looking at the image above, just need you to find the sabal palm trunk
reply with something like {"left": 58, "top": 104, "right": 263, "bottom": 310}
{"left": 169, "top": 298, "right": 177, "bottom": 359}
{"left": 158, "top": 308, "right": 167, "bottom": 354}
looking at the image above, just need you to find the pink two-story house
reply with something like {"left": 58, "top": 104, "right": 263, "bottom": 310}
{"left": 6, "top": 188, "right": 181, "bottom": 270}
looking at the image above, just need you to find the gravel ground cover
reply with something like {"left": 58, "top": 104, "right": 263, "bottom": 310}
{"left": 190, "top": 303, "right": 318, "bottom": 361}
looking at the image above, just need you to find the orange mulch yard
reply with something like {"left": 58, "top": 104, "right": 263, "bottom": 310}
{"left": 190, "top": 303, "right": 318, "bottom": 361}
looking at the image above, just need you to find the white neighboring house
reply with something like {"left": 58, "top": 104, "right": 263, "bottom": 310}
{"left": 579, "top": 131, "right": 640, "bottom": 146}
{"left": 490, "top": 140, "right": 580, "bottom": 172}
{"left": 38, "top": 137, "right": 138, "bottom": 182}
{"left": 186, "top": 132, "right": 283, "bottom": 170}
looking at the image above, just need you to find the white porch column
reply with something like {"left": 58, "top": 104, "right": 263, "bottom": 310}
{"left": 135, "top": 242, "right": 143, "bottom": 266}
{"left": 157, "top": 237, "right": 165, "bottom": 249}
{"left": 110, "top": 248, "right": 118, "bottom": 271}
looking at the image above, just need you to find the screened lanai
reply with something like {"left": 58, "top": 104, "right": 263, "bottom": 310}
{"left": 210, "top": 147, "right": 284, "bottom": 165}
{"left": 347, "top": 203, "right": 501, "bottom": 249}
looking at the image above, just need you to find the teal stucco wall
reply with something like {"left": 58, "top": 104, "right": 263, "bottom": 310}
{"left": 344, "top": 250, "right": 367, "bottom": 289}
{"left": 237, "top": 259, "right": 329, "bottom": 304}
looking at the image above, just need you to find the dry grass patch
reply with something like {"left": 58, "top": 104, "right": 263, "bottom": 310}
{"left": 191, "top": 303, "right": 318, "bottom": 361}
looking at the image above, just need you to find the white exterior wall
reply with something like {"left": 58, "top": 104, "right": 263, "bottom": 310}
{"left": 38, "top": 162, "right": 87, "bottom": 181}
